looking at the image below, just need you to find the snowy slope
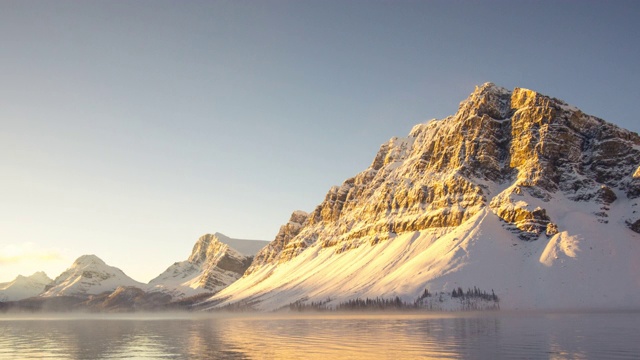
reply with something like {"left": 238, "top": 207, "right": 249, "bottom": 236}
{"left": 41, "top": 255, "right": 144, "bottom": 297}
{"left": 204, "top": 83, "right": 640, "bottom": 311}
{"left": 0, "top": 272, "right": 52, "bottom": 302}
{"left": 206, "top": 207, "right": 640, "bottom": 311}
{"left": 148, "top": 233, "right": 268, "bottom": 299}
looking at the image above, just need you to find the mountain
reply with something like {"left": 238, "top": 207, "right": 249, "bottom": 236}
{"left": 1, "top": 234, "right": 269, "bottom": 312}
{"left": 148, "top": 233, "right": 268, "bottom": 299}
{"left": 0, "top": 272, "right": 52, "bottom": 302}
{"left": 203, "top": 83, "right": 640, "bottom": 311}
{"left": 41, "top": 255, "right": 144, "bottom": 297}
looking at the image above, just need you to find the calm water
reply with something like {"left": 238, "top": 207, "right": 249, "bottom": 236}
{"left": 1, "top": 311, "right": 639, "bottom": 359}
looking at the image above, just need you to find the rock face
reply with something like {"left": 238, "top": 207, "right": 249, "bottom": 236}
{"left": 207, "top": 83, "right": 640, "bottom": 311}
{"left": 41, "top": 255, "right": 144, "bottom": 297}
{"left": 255, "top": 83, "right": 640, "bottom": 257}
{"left": 0, "top": 272, "right": 52, "bottom": 302}
{"left": 148, "top": 233, "right": 268, "bottom": 298}
{"left": 246, "top": 211, "right": 309, "bottom": 275}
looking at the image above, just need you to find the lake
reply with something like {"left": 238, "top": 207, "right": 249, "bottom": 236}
{"left": 1, "top": 311, "right": 639, "bottom": 359}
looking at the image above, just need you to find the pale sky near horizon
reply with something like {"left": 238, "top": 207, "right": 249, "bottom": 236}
{"left": 2, "top": 0, "right": 639, "bottom": 283}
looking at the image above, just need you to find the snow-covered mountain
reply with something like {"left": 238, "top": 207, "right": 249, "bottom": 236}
{"left": 204, "top": 83, "right": 640, "bottom": 311}
{"left": 0, "top": 272, "right": 52, "bottom": 302}
{"left": 41, "top": 255, "right": 144, "bottom": 297}
{"left": 148, "top": 233, "right": 268, "bottom": 299}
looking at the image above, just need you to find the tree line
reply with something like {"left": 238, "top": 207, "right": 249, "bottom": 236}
{"left": 288, "top": 286, "right": 499, "bottom": 312}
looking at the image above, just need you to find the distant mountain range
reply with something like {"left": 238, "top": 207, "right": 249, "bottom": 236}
{"left": 2, "top": 83, "right": 639, "bottom": 312}
{"left": 0, "top": 234, "right": 268, "bottom": 311}
{"left": 0, "top": 272, "right": 52, "bottom": 302}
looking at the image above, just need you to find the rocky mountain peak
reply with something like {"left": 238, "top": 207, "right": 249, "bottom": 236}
{"left": 0, "top": 271, "right": 53, "bottom": 302}
{"left": 149, "top": 233, "right": 267, "bottom": 298}
{"left": 23, "top": 272, "right": 52, "bottom": 284}
{"left": 246, "top": 83, "right": 640, "bottom": 264}
{"left": 207, "top": 83, "right": 640, "bottom": 312}
{"left": 42, "top": 255, "right": 142, "bottom": 297}
{"left": 73, "top": 254, "right": 106, "bottom": 267}
{"left": 30, "top": 271, "right": 51, "bottom": 280}
{"left": 188, "top": 234, "right": 228, "bottom": 264}
{"left": 456, "top": 82, "right": 511, "bottom": 120}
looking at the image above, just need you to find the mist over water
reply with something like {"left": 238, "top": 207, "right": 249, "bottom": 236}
{"left": 1, "top": 311, "right": 639, "bottom": 359}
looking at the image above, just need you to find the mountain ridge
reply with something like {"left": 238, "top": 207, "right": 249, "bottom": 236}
{"left": 1, "top": 234, "right": 269, "bottom": 310}
{"left": 0, "top": 272, "right": 53, "bottom": 302}
{"left": 3, "top": 83, "right": 639, "bottom": 312}
{"left": 203, "top": 83, "right": 640, "bottom": 311}
{"left": 41, "top": 254, "right": 144, "bottom": 297}
{"left": 148, "top": 233, "right": 268, "bottom": 299}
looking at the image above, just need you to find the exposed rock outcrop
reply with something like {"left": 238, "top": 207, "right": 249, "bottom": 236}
{"left": 229, "top": 83, "right": 640, "bottom": 267}
{"left": 205, "top": 83, "right": 640, "bottom": 312}
{"left": 246, "top": 211, "right": 309, "bottom": 274}
{"left": 149, "top": 233, "right": 267, "bottom": 298}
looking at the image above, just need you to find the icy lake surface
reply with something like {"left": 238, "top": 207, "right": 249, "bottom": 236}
{"left": 1, "top": 311, "right": 639, "bottom": 359}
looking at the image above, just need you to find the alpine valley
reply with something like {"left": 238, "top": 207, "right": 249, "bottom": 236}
{"left": 2, "top": 83, "right": 639, "bottom": 312}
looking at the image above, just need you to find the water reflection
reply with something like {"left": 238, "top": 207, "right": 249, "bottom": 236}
{"left": 1, "top": 312, "right": 639, "bottom": 359}
{"left": 217, "top": 315, "right": 471, "bottom": 359}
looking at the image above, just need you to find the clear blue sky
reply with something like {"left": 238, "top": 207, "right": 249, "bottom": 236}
{"left": 1, "top": 0, "right": 639, "bottom": 283}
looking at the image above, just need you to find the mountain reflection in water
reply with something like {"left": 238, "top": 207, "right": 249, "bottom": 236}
{"left": 1, "top": 312, "right": 639, "bottom": 359}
